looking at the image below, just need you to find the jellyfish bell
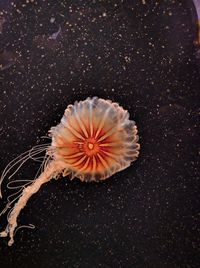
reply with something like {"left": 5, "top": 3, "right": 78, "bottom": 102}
{"left": 50, "top": 97, "right": 140, "bottom": 181}
{"left": 0, "top": 97, "right": 140, "bottom": 246}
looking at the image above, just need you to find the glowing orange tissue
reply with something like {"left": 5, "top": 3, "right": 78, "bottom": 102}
{"left": 0, "top": 97, "right": 140, "bottom": 246}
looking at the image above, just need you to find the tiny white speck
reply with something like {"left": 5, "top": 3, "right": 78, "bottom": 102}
{"left": 50, "top": 17, "right": 55, "bottom": 23}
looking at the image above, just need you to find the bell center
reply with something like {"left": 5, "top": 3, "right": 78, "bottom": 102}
{"left": 88, "top": 142, "right": 94, "bottom": 150}
{"left": 82, "top": 138, "right": 99, "bottom": 157}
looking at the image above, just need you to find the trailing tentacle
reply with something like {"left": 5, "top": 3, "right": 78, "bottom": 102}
{"left": 0, "top": 143, "right": 50, "bottom": 198}
{"left": 0, "top": 160, "right": 63, "bottom": 246}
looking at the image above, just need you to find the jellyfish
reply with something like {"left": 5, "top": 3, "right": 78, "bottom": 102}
{"left": 0, "top": 97, "right": 140, "bottom": 246}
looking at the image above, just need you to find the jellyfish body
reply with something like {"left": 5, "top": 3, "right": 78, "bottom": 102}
{"left": 0, "top": 97, "right": 140, "bottom": 246}
{"left": 51, "top": 97, "right": 140, "bottom": 181}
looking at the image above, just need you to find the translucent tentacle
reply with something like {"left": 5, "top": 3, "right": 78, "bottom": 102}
{"left": 14, "top": 224, "right": 35, "bottom": 236}
{"left": 0, "top": 180, "right": 34, "bottom": 218}
{"left": 0, "top": 143, "right": 50, "bottom": 198}
{"left": 0, "top": 144, "right": 52, "bottom": 225}
{"left": 0, "top": 161, "right": 62, "bottom": 246}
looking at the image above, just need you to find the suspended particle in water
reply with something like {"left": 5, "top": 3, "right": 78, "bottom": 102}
{"left": 0, "top": 97, "right": 140, "bottom": 246}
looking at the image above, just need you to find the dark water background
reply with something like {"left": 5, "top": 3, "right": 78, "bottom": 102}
{"left": 0, "top": 0, "right": 200, "bottom": 267}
